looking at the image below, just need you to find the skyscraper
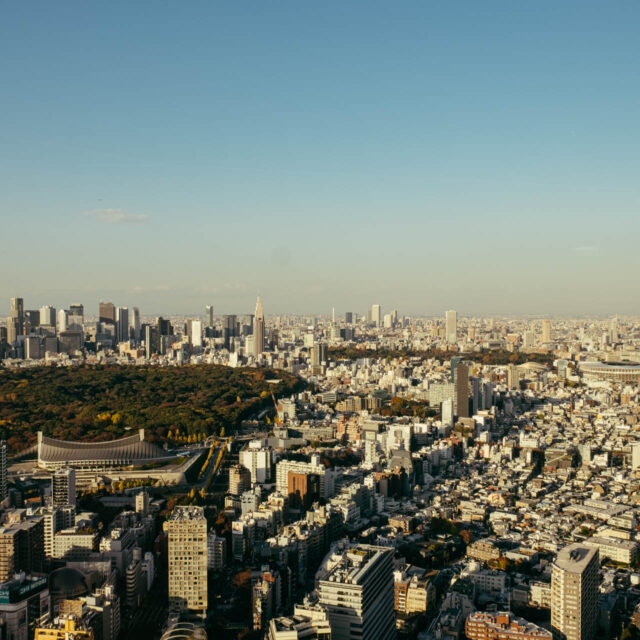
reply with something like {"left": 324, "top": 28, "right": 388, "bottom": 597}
{"left": 455, "top": 362, "right": 469, "bottom": 418}
{"left": 39, "top": 305, "right": 56, "bottom": 327}
{"left": 131, "top": 307, "right": 141, "bottom": 341}
{"left": 205, "top": 305, "right": 214, "bottom": 327}
{"left": 551, "top": 544, "right": 598, "bottom": 640}
{"left": 116, "top": 307, "right": 129, "bottom": 343}
{"left": 10, "top": 297, "right": 24, "bottom": 335}
{"left": 318, "top": 544, "right": 395, "bottom": 640}
{"left": 371, "top": 304, "right": 382, "bottom": 327}
{"left": 446, "top": 310, "right": 457, "bottom": 344}
{"left": 223, "top": 315, "right": 237, "bottom": 350}
{"left": 99, "top": 302, "right": 116, "bottom": 325}
{"left": 253, "top": 296, "right": 265, "bottom": 357}
{"left": 164, "top": 506, "right": 208, "bottom": 619}
{"left": 542, "top": 319, "right": 551, "bottom": 343}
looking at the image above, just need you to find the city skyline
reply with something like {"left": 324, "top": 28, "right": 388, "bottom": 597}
{"left": 2, "top": 2, "right": 640, "bottom": 315}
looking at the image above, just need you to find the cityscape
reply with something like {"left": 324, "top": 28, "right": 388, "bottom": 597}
{"left": 2, "top": 296, "right": 640, "bottom": 640}
{"left": 3, "top": 2, "right": 640, "bottom": 640}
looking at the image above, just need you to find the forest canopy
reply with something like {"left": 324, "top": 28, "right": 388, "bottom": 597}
{"left": 0, "top": 364, "right": 305, "bottom": 453}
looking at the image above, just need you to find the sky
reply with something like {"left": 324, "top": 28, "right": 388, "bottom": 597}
{"left": 1, "top": 1, "right": 639, "bottom": 317}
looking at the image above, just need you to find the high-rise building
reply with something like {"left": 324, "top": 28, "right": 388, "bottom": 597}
{"left": 116, "top": 307, "right": 129, "bottom": 343}
{"left": 223, "top": 315, "right": 237, "bottom": 350}
{"left": 345, "top": 312, "right": 353, "bottom": 324}
{"left": 253, "top": 296, "right": 265, "bottom": 357}
{"left": 99, "top": 302, "right": 116, "bottom": 325}
{"left": 455, "top": 362, "right": 469, "bottom": 418}
{"left": 190, "top": 320, "right": 202, "bottom": 348}
{"left": 57, "top": 309, "right": 69, "bottom": 334}
{"left": 39, "top": 305, "right": 56, "bottom": 327}
{"left": 318, "top": 544, "right": 395, "bottom": 640}
{"left": 10, "top": 297, "right": 24, "bottom": 335}
{"left": 446, "top": 310, "right": 457, "bottom": 344}
{"left": 131, "top": 307, "right": 141, "bottom": 341}
{"left": 371, "top": 304, "right": 382, "bottom": 327}
{"left": 52, "top": 468, "right": 76, "bottom": 508}
{"left": 229, "top": 464, "right": 252, "bottom": 496}
{"left": 542, "top": 319, "right": 551, "bottom": 343}
{"left": 551, "top": 544, "right": 598, "bottom": 640}
{"left": 609, "top": 316, "right": 619, "bottom": 343}
{"left": 145, "top": 325, "right": 158, "bottom": 359}
{"left": 69, "top": 303, "right": 84, "bottom": 319}
{"left": 0, "top": 440, "right": 6, "bottom": 502}
{"left": 205, "top": 305, "right": 214, "bottom": 327}
{"left": 311, "top": 342, "right": 328, "bottom": 368}
{"left": 164, "top": 506, "right": 208, "bottom": 619}
{"left": 0, "top": 516, "right": 45, "bottom": 581}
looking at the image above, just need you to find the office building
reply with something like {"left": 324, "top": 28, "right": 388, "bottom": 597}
{"left": 190, "top": 320, "right": 203, "bottom": 348}
{"left": 551, "top": 544, "right": 598, "bottom": 640}
{"left": 145, "top": 325, "right": 158, "bottom": 358}
{"left": 253, "top": 296, "right": 265, "bottom": 357}
{"left": 51, "top": 469, "right": 76, "bottom": 508}
{"left": 223, "top": 315, "right": 237, "bottom": 350}
{"left": 542, "top": 319, "right": 551, "bottom": 343}
{"left": 371, "top": 304, "right": 381, "bottom": 327}
{"left": 455, "top": 362, "right": 469, "bottom": 418}
{"left": 131, "top": 307, "right": 141, "bottom": 341}
{"left": 311, "top": 343, "right": 328, "bottom": 368}
{"left": 10, "top": 297, "right": 24, "bottom": 335}
{"left": 164, "top": 506, "right": 208, "bottom": 619}
{"left": 116, "top": 307, "right": 129, "bottom": 343}
{"left": 39, "top": 306, "right": 56, "bottom": 327}
{"left": 318, "top": 544, "right": 395, "bottom": 640}
{"left": 99, "top": 302, "right": 116, "bottom": 325}
{"left": 345, "top": 312, "right": 353, "bottom": 324}
{"left": 446, "top": 310, "right": 457, "bottom": 344}
{"left": 205, "top": 305, "right": 214, "bottom": 327}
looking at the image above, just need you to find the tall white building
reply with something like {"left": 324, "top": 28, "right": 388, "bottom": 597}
{"left": 542, "top": 319, "right": 551, "bottom": 343}
{"left": 191, "top": 320, "right": 203, "bottom": 348}
{"left": 318, "top": 544, "right": 395, "bottom": 640}
{"left": 164, "top": 506, "right": 208, "bottom": 619}
{"left": 446, "top": 310, "right": 457, "bottom": 344}
{"left": 240, "top": 444, "right": 273, "bottom": 483}
{"left": 39, "top": 305, "right": 56, "bottom": 327}
{"left": 551, "top": 543, "right": 598, "bottom": 640}
{"left": 253, "top": 296, "right": 265, "bottom": 357}
{"left": 371, "top": 304, "right": 382, "bottom": 327}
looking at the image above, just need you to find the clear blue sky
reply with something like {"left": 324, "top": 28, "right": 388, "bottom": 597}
{"left": 2, "top": 1, "right": 639, "bottom": 316}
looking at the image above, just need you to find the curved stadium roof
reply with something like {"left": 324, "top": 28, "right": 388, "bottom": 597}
{"left": 38, "top": 429, "right": 165, "bottom": 465}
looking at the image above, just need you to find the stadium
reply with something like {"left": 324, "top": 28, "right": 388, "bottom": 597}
{"left": 578, "top": 361, "right": 640, "bottom": 384}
